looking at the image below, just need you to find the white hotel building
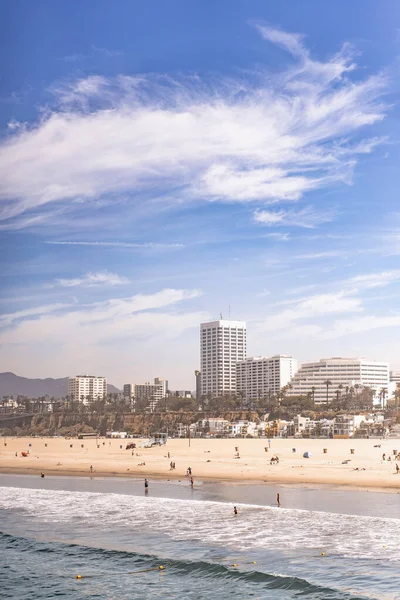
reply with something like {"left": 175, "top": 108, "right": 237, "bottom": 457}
{"left": 287, "top": 358, "right": 390, "bottom": 405}
{"left": 134, "top": 377, "right": 168, "bottom": 412}
{"left": 68, "top": 375, "right": 107, "bottom": 405}
{"left": 236, "top": 355, "right": 298, "bottom": 401}
{"left": 200, "top": 319, "right": 246, "bottom": 398}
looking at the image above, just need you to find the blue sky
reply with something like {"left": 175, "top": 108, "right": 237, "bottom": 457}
{"left": 1, "top": 0, "right": 400, "bottom": 388}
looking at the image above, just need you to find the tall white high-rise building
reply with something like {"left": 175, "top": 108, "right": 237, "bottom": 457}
{"left": 200, "top": 319, "right": 246, "bottom": 398}
{"left": 68, "top": 375, "right": 107, "bottom": 405}
{"left": 236, "top": 355, "right": 298, "bottom": 401}
{"left": 287, "top": 358, "right": 390, "bottom": 405}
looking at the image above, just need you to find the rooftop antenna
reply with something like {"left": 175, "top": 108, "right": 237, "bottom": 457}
{"left": 220, "top": 312, "right": 223, "bottom": 319}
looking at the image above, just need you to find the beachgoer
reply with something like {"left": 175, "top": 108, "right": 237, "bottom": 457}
{"left": 382, "top": 453, "right": 386, "bottom": 461}
{"left": 40, "top": 472, "right": 45, "bottom": 478}
{"left": 190, "top": 476, "right": 194, "bottom": 488}
{"left": 277, "top": 493, "right": 281, "bottom": 508}
{"left": 233, "top": 506, "right": 238, "bottom": 516}
{"left": 188, "top": 467, "right": 192, "bottom": 475}
{"left": 15, "top": 452, "right": 17, "bottom": 457}
{"left": 144, "top": 478, "right": 149, "bottom": 492}
{"left": 90, "top": 465, "right": 93, "bottom": 473}
{"left": 396, "top": 464, "right": 399, "bottom": 474}
{"left": 168, "top": 452, "right": 170, "bottom": 459}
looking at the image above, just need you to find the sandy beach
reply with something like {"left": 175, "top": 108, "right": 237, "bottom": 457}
{"left": 1, "top": 436, "right": 400, "bottom": 491}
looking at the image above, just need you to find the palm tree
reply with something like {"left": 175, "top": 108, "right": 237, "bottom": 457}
{"left": 395, "top": 385, "right": 400, "bottom": 409}
{"left": 311, "top": 386, "right": 316, "bottom": 404}
{"left": 324, "top": 380, "right": 332, "bottom": 406}
{"left": 335, "top": 389, "right": 341, "bottom": 404}
{"left": 380, "top": 387, "right": 388, "bottom": 409}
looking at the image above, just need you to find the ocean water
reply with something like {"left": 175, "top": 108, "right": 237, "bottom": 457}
{"left": 1, "top": 476, "right": 399, "bottom": 599}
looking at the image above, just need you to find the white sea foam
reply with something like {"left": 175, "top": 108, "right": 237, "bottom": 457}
{"left": 1, "top": 486, "right": 399, "bottom": 564}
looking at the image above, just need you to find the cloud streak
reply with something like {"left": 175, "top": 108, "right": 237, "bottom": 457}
{"left": 254, "top": 205, "right": 336, "bottom": 228}
{"left": 45, "top": 240, "right": 184, "bottom": 249}
{"left": 53, "top": 272, "right": 129, "bottom": 288}
{"left": 0, "top": 288, "right": 203, "bottom": 338}
{"left": 0, "top": 26, "right": 388, "bottom": 229}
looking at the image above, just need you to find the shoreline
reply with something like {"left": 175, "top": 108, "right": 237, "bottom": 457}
{"left": 1, "top": 462, "right": 400, "bottom": 495}
{"left": 1, "top": 436, "right": 400, "bottom": 493}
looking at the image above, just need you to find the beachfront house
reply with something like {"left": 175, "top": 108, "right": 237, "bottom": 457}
{"left": 333, "top": 415, "right": 364, "bottom": 438}
{"left": 196, "top": 418, "right": 229, "bottom": 436}
{"left": 293, "top": 415, "right": 311, "bottom": 435}
{"left": 227, "top": 420, "right": 258, "bottom": 437}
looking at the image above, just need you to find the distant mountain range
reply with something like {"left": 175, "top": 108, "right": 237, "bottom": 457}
{"left": 0, "top": 372, "right": 121, "bottom": 398}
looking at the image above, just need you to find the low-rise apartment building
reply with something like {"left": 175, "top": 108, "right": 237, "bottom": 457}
{"left": 287, "top": 358, "right": 390, "bottom": 405}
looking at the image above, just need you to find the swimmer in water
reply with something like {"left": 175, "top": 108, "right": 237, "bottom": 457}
{"left": 277, "top": 493, "right": 281, "bottom": 508}
{"left": 233, "top": 506, "right": 238, "bottom": 515}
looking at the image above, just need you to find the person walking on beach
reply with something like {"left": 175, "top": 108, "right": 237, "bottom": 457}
{"left": 277, "top": 493, "right": 281, "bottom": 508}
{"left": 233, "top": 506, "right": 238, "bottom": 516}
{"left": 90, "top": 465, "right": 93, "bottom": 473}
{"left": 190, "top": 476, "right": 194, "bottom": 488}
{"left": 396, "top": 464, "right": 399, "bottom": 474}
{"left": 144, "top": 478, "right": 149, "bottom": 493}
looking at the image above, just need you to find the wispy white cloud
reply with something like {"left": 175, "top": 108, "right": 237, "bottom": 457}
{"left": 319, "top": 315, "right": 400, "bottom": 339}
{"left": 254, "top": 205, "right": 335, "bottom": 228}
{"left": 53, "top": 272, "right": 129, "bottom": 288}
{"left": 294, "top": 250, "right": 346, "bottom": 260}
{"left": 257, "top": 289, "right": 271, "bottom": 298}
{"left": 0, "top": 288, "right": 202, "bottom": 340}
{"left": 256, "top": 25, "right": 309, "bottom": 60}
{"left": 0, "top": 26, "right": 388, "bottom": 228}
{"left": 45, "top": 240, "right": 184, "bottom": 249}
{"left": 264, "top": 232, "right": 290, "bottom": 241}
{"left": 259, "top": 290, "right": 362, "bottom": 333}
{"left": 91, "top": 45, "right": 123, "bottom": 58}
{"left": 347, "top": 270, "right": 400, "bottom": 289}
{"left": 0, "top": 303, "right": 71, "bottom": 326}
{"left": 63, "top": 46, "right": 122, "bottom": 63}
{"left": 256, "top": 284, "right": 400, "bottom": 342}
